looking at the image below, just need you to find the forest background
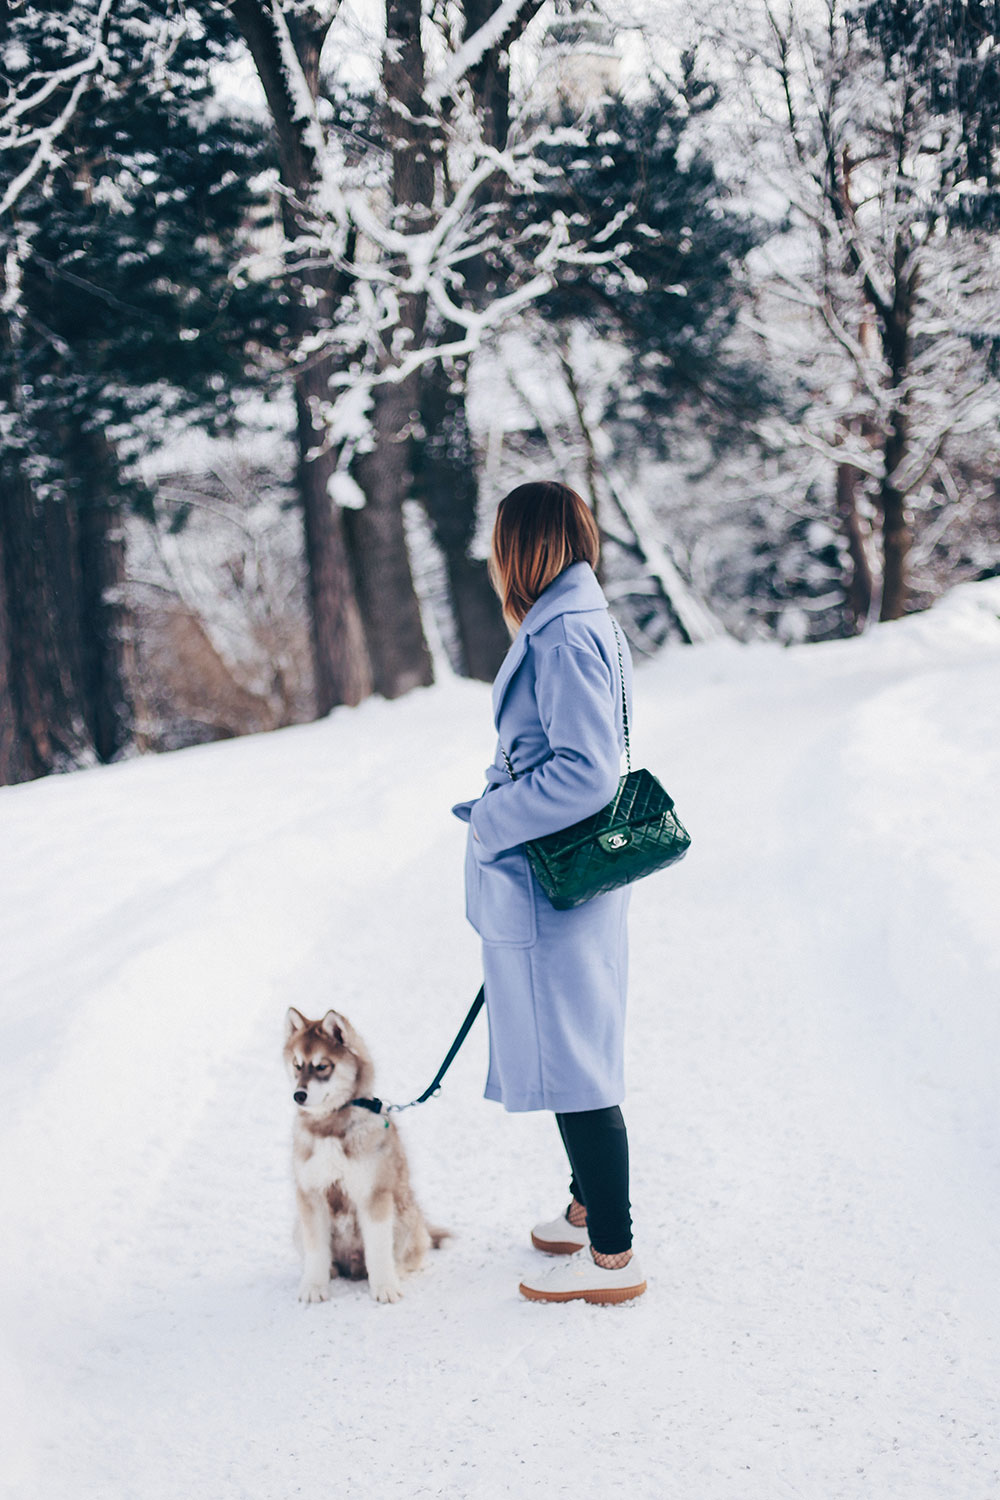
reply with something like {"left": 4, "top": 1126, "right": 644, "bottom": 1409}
{"left": 1, "top": 0, "right": 999, "bottom": 784}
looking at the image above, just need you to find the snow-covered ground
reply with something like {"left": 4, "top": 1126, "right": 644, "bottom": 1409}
{"left": 2, "top": 582, "right": 999, "bottom": 1500}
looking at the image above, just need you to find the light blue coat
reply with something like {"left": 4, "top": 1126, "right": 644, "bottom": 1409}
{"left": 452, "top": 562, "right": 633, "bottom": 1113}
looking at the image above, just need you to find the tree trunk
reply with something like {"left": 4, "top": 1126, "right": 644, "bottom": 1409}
{"left": 0, "top": 496, "right": 36, "bottom": 785}
{"left": 878, "top": 242, "right": 917, "bottom": 622}
{"left": 70, "top": 425, "right": 135, "bottom": 759}
{"left": 345, "top": 0, "right": 435, "bottom": 698}
{"left": 348, "top": 381, "right": 434, "bottom": 696}
{"left": 878, "top": 404, "right": 911, "bottom": 621}
{"left": 0, "top": 253, "right": 94, "bottom": 782}
{"left": 231, "top": 0, "right": 372, "bottom": 712}
{"left": 0, "top": 469, "right": 93, "bottom": 778}
{"left": 0, "top": 400, "right": 134, "bottom": 785}
{"left": 835, "top": 459, "right": 875, "bottom": 630}
{"left": 294, "top": 377, "right": 373, "bottom": 710}
{"left": 879, "top": 475, "right": 910, "bottom": 619}
{"left": 414, "top": 349, "right": 509, "bottom": 679}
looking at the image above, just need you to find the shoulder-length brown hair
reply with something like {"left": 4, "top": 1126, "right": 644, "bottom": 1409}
{"left": 489, "top": 480, "right": 599, "bottom": 631}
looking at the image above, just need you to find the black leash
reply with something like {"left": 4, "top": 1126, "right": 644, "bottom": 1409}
{"left": 348, "top": 985, "right": 485, "bottom": 1119}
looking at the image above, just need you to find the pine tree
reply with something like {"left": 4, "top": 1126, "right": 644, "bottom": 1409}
{"left": 492, "top": 78, "right": 774, "bottom": 641}
{"left": 516, "top": 83, "right": 767, "bottom": 440}
{"left": 0, "top": 1, "right": 284, "bottom": 783}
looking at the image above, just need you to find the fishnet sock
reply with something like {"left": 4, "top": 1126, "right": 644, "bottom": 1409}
{"left": 566, "top": 1198, "right": 588, "bottom": 1228}
{"left": 592, "top": 1248, "right": 633, "bottom": 1270}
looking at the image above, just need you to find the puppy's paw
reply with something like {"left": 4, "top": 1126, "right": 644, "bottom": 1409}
{"left": 370, "top": 1278, "right": 403, "bottom": 1304}
{"left": 298, "top": 1277, "right": 331, "bottom": 1304}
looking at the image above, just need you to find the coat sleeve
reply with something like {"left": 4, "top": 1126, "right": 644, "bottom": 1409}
{"left": 469, "top": 640, "right": 622, "bottom": 860}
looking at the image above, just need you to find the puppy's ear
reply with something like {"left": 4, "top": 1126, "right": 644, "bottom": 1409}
{"left": 319, "top": 1010, "right": 347, "bottom": 1045}
{"left": 286, "top": 1007, "right": 309, "bottom": 1037}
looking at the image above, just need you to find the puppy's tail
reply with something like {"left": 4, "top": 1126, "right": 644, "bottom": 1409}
{"left": 427, "top": 1223, "right": 452, "bottom": 1250}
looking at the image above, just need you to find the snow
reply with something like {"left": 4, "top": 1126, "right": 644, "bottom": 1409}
{"left": 326, "top": 468, "right": 367, "bottom": 509}
{"left": 2, "top": 580, "right": 1000, "bottom": 1499}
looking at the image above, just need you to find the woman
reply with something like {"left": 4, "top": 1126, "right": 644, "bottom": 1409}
{"left": 452, "top": 480, "right": 645, "bottom": 1305}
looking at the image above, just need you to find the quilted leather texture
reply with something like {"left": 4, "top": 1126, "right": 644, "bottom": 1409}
{"left": 525, "top": 768, "right": 691, "bottom": 910}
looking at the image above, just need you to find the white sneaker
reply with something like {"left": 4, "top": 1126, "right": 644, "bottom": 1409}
{"left": 530, "top": 1210, "right": 590, "bottom": 1255}
{"left": 519, "top": 1251, "right": 646, "bottom": 1305}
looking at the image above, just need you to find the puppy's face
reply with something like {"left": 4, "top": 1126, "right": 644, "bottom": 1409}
{"left": 284, "top": 1008, "right": 362, "bottom": 1115}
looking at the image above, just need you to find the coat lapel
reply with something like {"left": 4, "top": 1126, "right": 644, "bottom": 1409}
{"left": 491, "top": 561, "right": 608, "bottom": 722}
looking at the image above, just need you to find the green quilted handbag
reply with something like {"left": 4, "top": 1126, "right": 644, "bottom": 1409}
{"left": 501, "top": 622, "right": 691, "bottom": 911}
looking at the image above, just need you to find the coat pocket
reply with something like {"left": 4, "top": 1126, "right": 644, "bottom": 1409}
{"left": 474, "top": 845, "right": 537, "bottom": 948}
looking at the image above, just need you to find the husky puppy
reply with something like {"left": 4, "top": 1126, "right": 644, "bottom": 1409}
{"left": 285, "top": 1007, "right": 447, "bottom": 1304}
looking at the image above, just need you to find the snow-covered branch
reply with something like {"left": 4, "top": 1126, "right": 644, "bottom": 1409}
{"left": 0, "top": 0, "right": 115, "bottom": 219}
{"left": 771, "top": 417, "right": 885, "bottom": 478}
{"left": 424, "top": 0, "right": 543, "bottom": 107}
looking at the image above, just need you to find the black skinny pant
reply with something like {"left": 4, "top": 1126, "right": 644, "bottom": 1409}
{"left": 555, "top": 1106, "right": 632, "bottom": 1254}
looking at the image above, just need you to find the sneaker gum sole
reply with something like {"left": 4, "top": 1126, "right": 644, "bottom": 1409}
{"left": 530, "top": 1232, "right": 587, "bottom": 1255}
{"left": 518, "top": 1278, "right": 647, "bottom": 1305}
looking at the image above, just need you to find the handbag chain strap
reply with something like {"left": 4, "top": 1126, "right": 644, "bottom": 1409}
{"left": 613, "top": 618, "right": 631, "bottom": 775}
{"left": 500, "top": 616, "right": 630, "bottom": 780}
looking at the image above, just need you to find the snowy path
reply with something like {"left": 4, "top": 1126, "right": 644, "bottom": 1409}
{"left": 2, "top": 584, "right": 999, "bottom": 1500}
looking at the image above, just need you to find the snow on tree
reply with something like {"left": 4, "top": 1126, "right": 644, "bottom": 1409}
{"left": 217, "top": 0, "right": 711, "bottom": 700}
{"left": 705, "top": 0, "right": 1000, "bottom": 625}
{"left": 219, "top": 0, "right": 571, "bottom": 705}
